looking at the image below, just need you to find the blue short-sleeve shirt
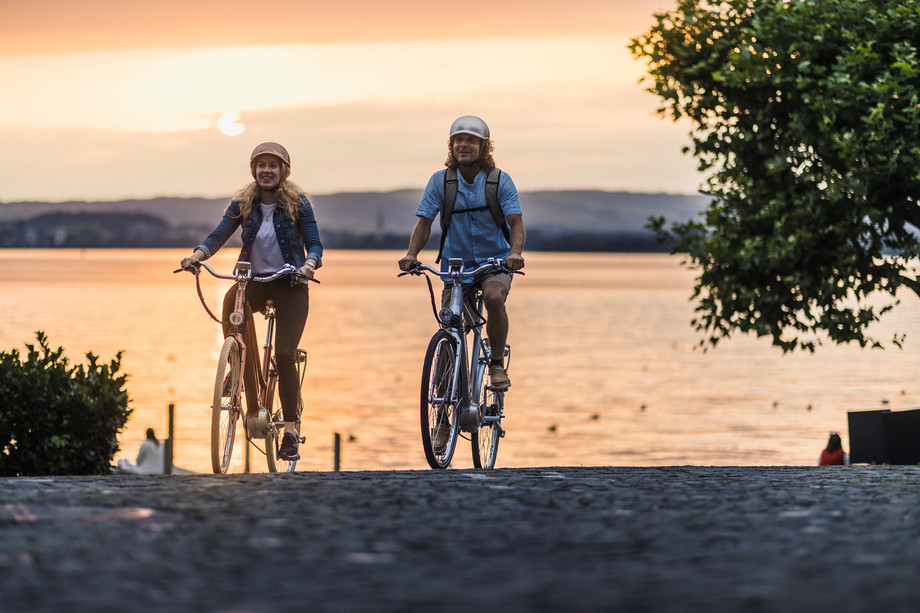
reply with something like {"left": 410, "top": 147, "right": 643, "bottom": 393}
{"left": 416, "top": 168, "right": 521, "bottom": 275}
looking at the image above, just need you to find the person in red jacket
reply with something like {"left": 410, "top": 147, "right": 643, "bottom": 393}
{"left": 819, "top": 432, "right": 850, "bottom": 465}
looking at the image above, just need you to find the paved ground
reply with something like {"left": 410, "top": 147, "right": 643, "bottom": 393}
{"left": 2, "top": 466, "right": 920, "bottom": 612}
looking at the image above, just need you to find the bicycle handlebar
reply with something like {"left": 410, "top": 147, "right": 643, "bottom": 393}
{"left": 174, "top": 261, "right": 319, "bottom": 284}
{"left": 399, "top": 258, "right": 522, "bottom": 280}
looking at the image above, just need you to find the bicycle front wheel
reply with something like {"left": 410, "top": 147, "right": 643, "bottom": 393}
{"left": 420, "top": 330, "right": 459, "bottom": 469}
{"left": 212, "top": 336, "right": 242, "bottom": 474}
{"left": 472, "top": 361, "right": 502, "bottom": 469}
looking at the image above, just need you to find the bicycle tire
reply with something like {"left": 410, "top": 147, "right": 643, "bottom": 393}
{"left": 472, "top": 358, "right": 502, "bottom": 469}
{"left": 266, "top": 350, "right": 306, "bottom": 473}
{"left": 265, "top": 380, "right": 302, "bottom": 473}
{"left": 264, "top": 372, "right": 283, "bottom": 473}
{"left": 212, "top": 336, "right": 242, "bottom": 474}
{"left": 420, "top": 330, "right": 459, "bottom": 469}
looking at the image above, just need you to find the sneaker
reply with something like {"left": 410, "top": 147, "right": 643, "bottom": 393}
{"left": 279, "top": 432, "right": 300, "bottom": 461}
{"left": 431, "top": 421, "right": 451, "bottom": 455}
{"left": 245, "top": 409, "right": 270, "bottom": 438}
{"left": 489, "top": 364, "right": 511, "bottom": 390}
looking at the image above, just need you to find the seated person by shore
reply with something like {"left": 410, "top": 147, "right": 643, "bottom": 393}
{"left": 819, "top": 432, "right": 850, "bottom": 466}
{"left": 117, "top": 428, "right": 192, "bottom": 474}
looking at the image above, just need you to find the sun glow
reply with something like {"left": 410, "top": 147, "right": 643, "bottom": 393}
{"left": 0, "top": 37, "right": 637, "bottom": 133}
{"left": 0, "top": 21, "right": 702, "bottom": 201}
{"left": 217, "top": 110, "right": 244, "bottom": 136}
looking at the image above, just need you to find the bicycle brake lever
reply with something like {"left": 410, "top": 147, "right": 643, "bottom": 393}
{"left": 292, "top": 273, "right": 320, "bottom": 284}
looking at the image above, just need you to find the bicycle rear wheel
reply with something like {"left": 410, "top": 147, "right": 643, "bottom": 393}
{"left": 420, "top": 330, "right": 459, "bottom": 469}
{"left": 264, "top": 373, "right": 283, "bottom": 473}
{"left": 212, "top": 336, "right": 242, "bottom": 474}
{"left": 265, "top": 381, "right": 303, "bottom": 473}
{"left": 472, "top": 361, "right": 502, "bottom": 469}
{"left": 266, "top": 349, "right": 306, "bottom": 473}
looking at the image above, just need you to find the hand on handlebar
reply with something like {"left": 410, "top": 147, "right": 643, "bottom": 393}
{"left": 174, "top": 262, "right": 200, "bottom": 274}
{"left": 398, "top": 254, "right": 420, "bottom": 272}
{"left": 179, "top": 249, "right": 205, "bottom": 271}
{"left": 297, "top": 262, "right": 316, "bottom": 282}
{"left": 504, "top": 253, "right": 525, "bottom": 272}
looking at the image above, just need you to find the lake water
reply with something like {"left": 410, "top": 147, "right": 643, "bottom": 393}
{"left": 3, "top": 249, "right": 919, "bottom": 473}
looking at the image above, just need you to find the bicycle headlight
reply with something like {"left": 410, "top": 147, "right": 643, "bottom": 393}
{"left": 229, "top": 311, "right": 245, "bottom": 326}
{"left": 438, "top": 308, "right": 452, "bottom": 325}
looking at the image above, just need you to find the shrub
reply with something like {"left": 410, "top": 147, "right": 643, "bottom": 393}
{"left": 0, "top": 331, "right": 132, "bottom": 476}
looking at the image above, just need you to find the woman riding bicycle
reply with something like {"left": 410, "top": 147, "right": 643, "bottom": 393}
{"left": 180, "top": 142, "right": 323, "bottom": 461}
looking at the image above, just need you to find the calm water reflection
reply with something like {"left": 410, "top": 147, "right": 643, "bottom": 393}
{"left": 3, "top": 249, "right": 919, "bottom": 472}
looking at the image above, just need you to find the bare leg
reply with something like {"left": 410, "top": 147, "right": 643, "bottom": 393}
{"left": 482, "top": 281, "right": 509, "bottom": 356}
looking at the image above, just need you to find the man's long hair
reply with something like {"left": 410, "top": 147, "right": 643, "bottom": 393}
{"left": 232, "top": 165, "right": 310, "bottom": 220}
{"left": 444, "top": 136, "right": 496, "bottom": 172}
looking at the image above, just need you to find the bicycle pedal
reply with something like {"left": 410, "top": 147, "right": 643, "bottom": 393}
{"left": 280, "top": 452, "right": 301, "bottom": 462}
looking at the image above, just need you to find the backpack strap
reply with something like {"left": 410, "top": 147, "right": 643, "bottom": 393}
{"left": 435, "top": 167, "right": 510, "bottom": 264}
{"left": 485, "top": 167, "right": 511, "bottom": 244}
{"left": 436, "top": 168, "right": 460, "bottom": 264}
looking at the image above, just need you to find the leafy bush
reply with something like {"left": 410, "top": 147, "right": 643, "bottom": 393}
{"left": 0, "top": 331, "right": 132, "bottom": 476}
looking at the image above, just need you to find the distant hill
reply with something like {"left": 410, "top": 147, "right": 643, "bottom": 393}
{"left": 0, "top": 190, "right": 708, "bottom": 251}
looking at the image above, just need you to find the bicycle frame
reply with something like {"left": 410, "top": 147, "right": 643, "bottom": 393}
{"left": 408, "top": 258, "right": 504, "bottom": 432}
{"left": 186, "top": 260, "right": 311, "bottom": 408}
{"left": 442, "top": 259, "right": 488, "bottom": 432}
{"left": 260, "top": 300, "right": 277, "bottom": 406}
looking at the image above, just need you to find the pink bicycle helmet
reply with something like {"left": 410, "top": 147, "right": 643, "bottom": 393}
{"left": 250, "top": 142, "right": 291, "bottom": 178}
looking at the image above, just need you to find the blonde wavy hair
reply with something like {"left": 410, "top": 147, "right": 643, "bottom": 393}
{"left": 232, "top": 165, "right": 311, "bottom": 220}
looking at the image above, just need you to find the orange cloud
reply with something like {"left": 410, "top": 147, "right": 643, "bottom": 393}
{"left": 1, "top": 0, "right": 672, "bottom": 57}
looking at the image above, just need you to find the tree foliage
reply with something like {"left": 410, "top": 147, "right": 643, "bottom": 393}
{"left": 0, "top": 332, "right": 132, "bottom": 476}
{"left": 630, "top": 0, "right": 920, "bottom": 352}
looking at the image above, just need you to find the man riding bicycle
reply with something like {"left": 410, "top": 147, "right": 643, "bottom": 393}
{"left": 398, "top": 115, "right": 526, "bottom": 390}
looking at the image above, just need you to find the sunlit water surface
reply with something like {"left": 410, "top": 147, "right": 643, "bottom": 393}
{"left": 3, "top": 249, "right": 918, "bottom": 473}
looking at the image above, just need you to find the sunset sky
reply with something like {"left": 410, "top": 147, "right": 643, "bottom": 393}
{"left": 0, "top": 0, "right": 700, "bottom": 202}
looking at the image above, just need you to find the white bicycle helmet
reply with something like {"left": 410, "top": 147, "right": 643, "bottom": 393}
{"left": 449, "top": 116, "right": 490, "bottom": 140}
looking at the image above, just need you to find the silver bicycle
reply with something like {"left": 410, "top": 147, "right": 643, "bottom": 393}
{"left": 401, "top": 258, "right": 518, "bottom": 469}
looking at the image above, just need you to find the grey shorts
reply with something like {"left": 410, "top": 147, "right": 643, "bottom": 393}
{"left": 440, "top": 271, "right": 513, "bottom": 308}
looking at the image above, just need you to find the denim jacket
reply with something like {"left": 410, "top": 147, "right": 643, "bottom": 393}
{"left": 196, "top": 193, "right": 323, "bottom": 270}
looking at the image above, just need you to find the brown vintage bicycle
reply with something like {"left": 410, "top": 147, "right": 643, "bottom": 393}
{"left": 177, "top": 260, "right": 314, "bottom": 474}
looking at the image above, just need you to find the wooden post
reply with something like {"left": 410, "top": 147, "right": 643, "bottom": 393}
{"left": 165, "top": 403, "right": 175, "bottom": 476}
{"left": 245, "top": 437, "right": 250, "bottom": 474}
{"left": 334, "top": 432, "right": 341, "bottom": 472}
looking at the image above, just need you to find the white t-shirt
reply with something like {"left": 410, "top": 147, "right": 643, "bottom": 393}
{"left": 250, "top": 202, "right": 286, "bottom": 274}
